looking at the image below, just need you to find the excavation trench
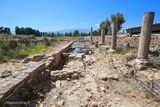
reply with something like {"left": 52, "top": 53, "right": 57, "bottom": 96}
{"left": 51, "top": 41, "right": 86, "bottom": 82}
{"left": 0, "top": 41, "right": 92, "bottom": 107}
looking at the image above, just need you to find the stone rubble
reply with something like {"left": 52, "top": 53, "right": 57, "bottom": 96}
{"left": 51, "top": 53, "right": 85, "bottom": 81}
{"left": 40, "top": 45, "right": 160, "bottom": 107}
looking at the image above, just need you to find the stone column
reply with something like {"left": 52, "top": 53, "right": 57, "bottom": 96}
{"left": 101, "top": 29, "right": 105, "bottom": 44}
{"left": 109, "top": 22, "right": 118, "bottom": 52}
{"left": 136, "top": 12, "right": 155, "bottom": 66}
{"left": 129, "top": 29, "right": 132, "bottom": 37}
{"left": 90, "top": 27, "right": 93, "bottom": 42}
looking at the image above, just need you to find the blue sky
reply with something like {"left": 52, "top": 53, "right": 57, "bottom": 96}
{"left": 0, "top": 0, "right": 160, "bottom": 32}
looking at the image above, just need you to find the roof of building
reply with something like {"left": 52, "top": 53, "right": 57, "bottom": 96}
{"left": 126, "top": 22, "right": 160, "bottom": 30}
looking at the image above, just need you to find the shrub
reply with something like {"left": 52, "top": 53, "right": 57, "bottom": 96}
{"left": 0, "top": 34, "right": 12, "bottom": 40}
{"left": 14, "top": 44, "right": 28, "bottom": 59}
{"left": 0, "top": 41, "right": 10, "bottom": 55}
{"left": 28, "top": 42, "right": 47, "bottom": 55}
{"left": 43, "top": 37, "right": 50, "bottom": 46}
{"left": 153, "top": 62, "right": 160, "bottom": 69}
{"left": 0, "top": 55, "right": 9, "bottom": 63}
{"left": 116, "top": 47, "right": 130, "bottom": 55}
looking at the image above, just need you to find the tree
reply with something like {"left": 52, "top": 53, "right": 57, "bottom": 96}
{"left": 65, "top": 32, "right": 69, "bottom": 36}
{"left": 15, "top": 26, "right": 20, "bottom": 34}
{"left": 0, "top": 27, "right": 3, "bottom": 32}
{"left": 100, "top": 21, "right": 105, "bottom": 29}
{"left": 72, "top": 30, "right": 79, "bottom": 36}
{"left": 111, "top": 13, "right": 125, "bottom": 31}
{"left": 69, "top": 32, "right": 72, "bottom": 36}
{"left": 80, "top": 32, "right": 88, "bottom": 36}
{"left": 92, "top": 30, "right": 99, "bottom": 36}
{"left": 0, "top": 26, "right": 11, "bottom": 34}
{"left": 56, "top": 32, "right": 61, "bottom": 36}
{"left": 51, "top": 33, "right": 55, "bottom": 36}
{"left": 4, "top": 27, "right": 11, "bottom": 35}
{"left": 99, "top": 19, "right": 111, "bottom": 35}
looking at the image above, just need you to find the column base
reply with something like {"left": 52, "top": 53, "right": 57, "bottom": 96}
{"left": 135, "top": 59, "right": 152, "bottom": 70}
{"left": 135, "top": 59, "right": 152, "bottom": 66}
{"left": 108, "top": 49, "right": 116, "bottom": 53}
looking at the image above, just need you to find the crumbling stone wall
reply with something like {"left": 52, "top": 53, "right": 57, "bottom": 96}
{"left": 0, "top": 41, "right": 74, "bottom": 106}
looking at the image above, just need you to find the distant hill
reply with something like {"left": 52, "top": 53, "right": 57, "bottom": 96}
{"left": 52, "top": 28, "right": 90, "bottom": 34}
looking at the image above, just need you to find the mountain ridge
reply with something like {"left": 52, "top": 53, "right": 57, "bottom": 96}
{"left": 49, "top": 28, "right": 90, "bottom": 34}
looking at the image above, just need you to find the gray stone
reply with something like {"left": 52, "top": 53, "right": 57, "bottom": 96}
{"left": 95, "top": 41, "right": 98, "bottom": 48}
{"left": 56, "top": 80, "right": 61, "bottom": 88}
{"left": 1, "top": 70, "right": 12, "bottom": 78}
{"left": 55, "top": 100, "right": 65, "bottom": 107}
{"left": 33, "top": 54, "right": 45, "bottom": 62}
{"left": 23, "top": 57, "right": 32, "bottom": 63}
{"left": 125, "top": 52, "right": 136, "bottom": 61}
{"left": 72, "top": 73, "right": 78, "bottom": 79}
{"left": 67, "top": 78, "right": 71, "bottom": 81}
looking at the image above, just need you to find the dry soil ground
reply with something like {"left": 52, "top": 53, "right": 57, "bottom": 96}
{"left": 37, "top": 47, "right": 160, "bottom": 107}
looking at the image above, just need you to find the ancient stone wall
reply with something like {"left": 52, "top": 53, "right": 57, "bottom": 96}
{"left": 0, "top": 41, "right": 74, "bottom": 104}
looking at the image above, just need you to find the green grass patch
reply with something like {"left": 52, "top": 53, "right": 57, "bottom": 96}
{"left": 28, "top": 42, "right": 47, "bottom": 55}
{"left": 0, "top": 42, "right": 47, "bottom": 63}
{"left": 116, "top": 47, "right": 130, "bottom": 55}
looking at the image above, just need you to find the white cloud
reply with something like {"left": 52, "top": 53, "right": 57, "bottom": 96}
{"left": 95, "top": 24, "right": 99, "bottom": 27}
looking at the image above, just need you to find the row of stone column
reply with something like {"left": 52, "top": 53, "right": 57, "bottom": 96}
{"left": 90, "top": 12, "right": 155, "bottom": 66}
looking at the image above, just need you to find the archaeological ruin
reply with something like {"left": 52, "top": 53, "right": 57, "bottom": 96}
{"left": 0, "top": 12, "right": 160, "bottom": 107}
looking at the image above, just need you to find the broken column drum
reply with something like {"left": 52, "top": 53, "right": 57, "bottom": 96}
{"left": 110, "top": 22, "right": 118, "bottom": 52}
{"left": 95, "top": 41, "right": 98, "bottom": 48}
{"left": 101, "top": 29, "right": 105, "bottom": 44}
{"left": 136, "top": 12, "right": 155, "bottom": 65}
{"left": 90, "top": 27, "right": 93, "bottom": 42}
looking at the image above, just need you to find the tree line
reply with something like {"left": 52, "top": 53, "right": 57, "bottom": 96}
{"left": 0, "top": 26, "right": 89, "bottom": 37}
{"left": 0, "top": 27, "right": 11, "bottom": 35}
{"left": 15, "top": 26, "right": 41, "bottom": 36}
{"left": 43, "top": 30, "right": 89, "bottom": 37}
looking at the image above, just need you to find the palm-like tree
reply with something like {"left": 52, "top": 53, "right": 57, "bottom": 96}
{"left": 111, "top": 13, "right": 125, "bottom": 31}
